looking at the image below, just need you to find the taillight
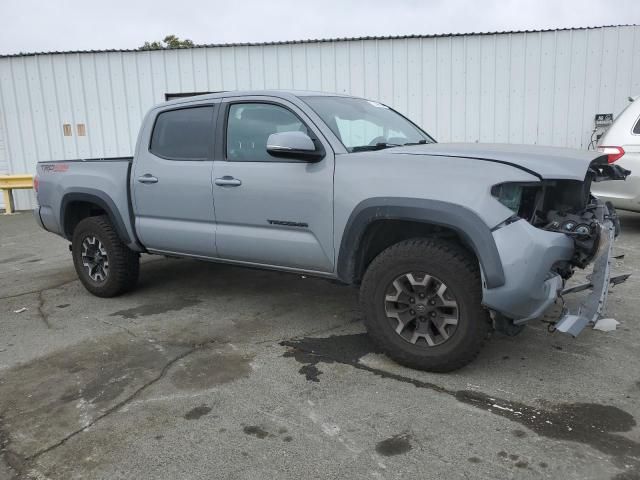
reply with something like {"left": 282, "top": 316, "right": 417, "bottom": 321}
{"left": 33, "top": 175, "right": 39, "bottom": 192}
{"left": 597, "top": 146, "right": 625, "bottom": 163}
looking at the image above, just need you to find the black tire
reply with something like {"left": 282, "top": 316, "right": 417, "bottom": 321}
{"left": 360, "top": 238, "right": 490, "bottom": 372}
{"left": 71, "top": 215, "right": 139, "bottom": 297}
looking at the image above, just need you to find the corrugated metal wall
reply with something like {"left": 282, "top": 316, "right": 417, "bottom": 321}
{"left": 0, "top": 113, "right": 7, "bottom": 174}
{"left": 0, "top": 102, "right": 10, "bottom": 209}
{"left": 1, "top": 25, "right": 639, "bottom": 210}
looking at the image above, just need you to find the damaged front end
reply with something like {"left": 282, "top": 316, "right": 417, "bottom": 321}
{"left": 485, "top": 158, "right": 631, "bottom": 336}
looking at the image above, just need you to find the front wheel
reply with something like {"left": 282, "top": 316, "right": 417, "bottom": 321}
{"left": 72, "top": 215, "right": 140, "bottom": 297}
{"left": 360, "top": 238, "right": 490, "bottom": 372}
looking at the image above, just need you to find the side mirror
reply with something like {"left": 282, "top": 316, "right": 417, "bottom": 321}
{"left": 266, "top": 131, "right": 324, "bottom": 161}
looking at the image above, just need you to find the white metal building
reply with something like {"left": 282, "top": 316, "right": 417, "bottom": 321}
{"left": 1, "top": 24, "right": 639, "bottom": 210}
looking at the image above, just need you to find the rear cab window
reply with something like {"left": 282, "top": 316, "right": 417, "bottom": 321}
{"left": 150, "top": 106, "right": 214, "bottom": 160}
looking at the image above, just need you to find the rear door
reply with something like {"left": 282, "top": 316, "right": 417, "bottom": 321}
{"left": 131, "top": 102, "right": 218, "bottom": 257}
{"left": 211, "top": 97, "right": 335, "bottom": 272}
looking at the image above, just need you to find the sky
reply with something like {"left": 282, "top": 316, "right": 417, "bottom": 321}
{"left": 0, "top": 0, "right": 638, "bottom": 55}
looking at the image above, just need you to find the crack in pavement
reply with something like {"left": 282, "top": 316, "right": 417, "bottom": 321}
{"left": 36, "top": 291, "right": 52, "bottom": 329}
{"left": 0, "top": 278, "right": 78, "bottom": 301}
{"left": 0, "top": 257, "right": 165, "bottom": 302}
{"left": 99, "top": 320, "right": 139, "bottom": 338}
{"left": 26, "top": 344, "right": 205, "bottom": 461}
{"left": 5, "top": 340, "right": 216, "bottom": 477}
{"left": 0, "top": 416, "right": 22, "bottom": 480}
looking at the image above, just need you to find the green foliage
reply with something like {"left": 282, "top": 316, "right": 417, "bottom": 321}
{"left": 140, "top": 35, "right": 195, "bottom": 51}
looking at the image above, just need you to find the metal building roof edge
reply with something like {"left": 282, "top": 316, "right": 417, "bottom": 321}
{"left": 0, "top": 24, "right": 637, "bottom": 59}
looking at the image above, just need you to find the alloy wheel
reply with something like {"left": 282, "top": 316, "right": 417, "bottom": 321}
{"left": 81, "top": 235, "right": 109, "bottom": 282}
{"left": 384, "top": 272, "right": 459, "bottom": 346}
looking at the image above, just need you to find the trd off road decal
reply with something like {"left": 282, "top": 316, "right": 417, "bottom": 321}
{"left": 41, "top": 163, "right": 69, "bottom": 173}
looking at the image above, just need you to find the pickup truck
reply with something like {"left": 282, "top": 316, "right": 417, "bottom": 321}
{"left": 34, "top": 90, "right": 630, "bottom": 372}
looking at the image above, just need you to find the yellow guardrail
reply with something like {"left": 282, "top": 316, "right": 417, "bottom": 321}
{"left": 0, "top": 175, "right": 34, "bottom": 215}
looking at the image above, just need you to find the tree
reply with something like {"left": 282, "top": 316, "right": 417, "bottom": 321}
{"left": 139, "top": 35, "right": 195, "bottom": 51}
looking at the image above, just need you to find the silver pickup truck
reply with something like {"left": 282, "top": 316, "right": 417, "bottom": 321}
{"left": 34, "top": 90, "right": 630, "bottom": 371}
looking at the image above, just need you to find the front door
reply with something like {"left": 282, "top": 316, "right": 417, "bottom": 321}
{"left": 132, "top": 103, "right": 218, "bottom": 257}
{"left": 212, "top": 98, "right": 335, "bottom": 273}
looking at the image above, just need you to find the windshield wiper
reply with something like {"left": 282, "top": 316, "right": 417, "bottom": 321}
{"left": 351, "top": 142, "right": 402, "bottom": 152}
{"left": 403, "top": 140, "right": 428, "bottom": 146}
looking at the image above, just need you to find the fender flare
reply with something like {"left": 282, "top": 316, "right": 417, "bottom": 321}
{"left": 60, "top": 189, "right": 131, "bottom": 244}
{"left": 336, "top": 197, "right": 506, "bottom": 289}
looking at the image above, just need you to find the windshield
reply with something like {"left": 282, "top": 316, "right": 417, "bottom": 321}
{"left": 303, "top": 96, "right": 435, "bottom": 152}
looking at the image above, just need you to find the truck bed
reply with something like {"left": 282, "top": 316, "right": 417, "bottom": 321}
{"left": 35, "top": 157, "right": 139, "bottom": 250}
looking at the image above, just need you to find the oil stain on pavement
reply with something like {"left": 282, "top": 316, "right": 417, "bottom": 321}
{"left": 0, "top": 330, "right": 252, "bottom": 478}
{"left": 282, "top": 333, "right": 640, "bottom": 474}
{"left": 0, "top": 333, "right": 189, "bottom": 476}
{"left": 109, "top": 297, "right": 202, "bottom": 319}
{"left": 375, "top": 433, "right": 413, "bottom": 456}
{"left": 170, "top": 349, "right": 252, "bottom": 390}
{"left": 282, "top": 333, "right": 384, "bottom": 382}
{"left": 243, "top": 425, "right": 270, "bottom": 439}
{"left": 241, "top": 424, "right": 295, "bottom": 442}
{"left": 184, "top": 405, "right": 212, "bottom": 420}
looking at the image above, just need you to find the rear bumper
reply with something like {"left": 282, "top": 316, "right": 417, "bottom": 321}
{"left": 33, "top": 207, "right": 46, "bottom": 231}
{"left": 593, "top": 194, "right": 640, "bottom": 213}
{"left": 591, "top": 159, "right": 640, "bottom": 212}
{"left": 34, "top": 204, "right": 62, "bottom": 235}
{"left": 482, "top": 219, "right": 574, "bottom": 321}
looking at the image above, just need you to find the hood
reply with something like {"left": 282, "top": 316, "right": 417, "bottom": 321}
{"left": 388, "top": 143, "right": 608, "bottom": 181}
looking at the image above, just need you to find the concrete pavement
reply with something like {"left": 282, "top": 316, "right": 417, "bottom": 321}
{"left": 1, "top": 211, "right": 639, "bottom": 480}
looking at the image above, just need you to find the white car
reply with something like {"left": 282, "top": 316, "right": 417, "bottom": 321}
{"left": 592, "top": 96, "right": 640, "bottom": 212}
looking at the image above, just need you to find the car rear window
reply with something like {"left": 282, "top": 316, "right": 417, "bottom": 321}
{"left": 150, "top": 106, "right": 213, "bottom": 160}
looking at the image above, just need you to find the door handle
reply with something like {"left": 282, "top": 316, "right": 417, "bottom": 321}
{"left": 137, "top": 174, "right": 158, "bottom": 184}
{"left": 215, "top": 176, "right": 242, "bottom": 187}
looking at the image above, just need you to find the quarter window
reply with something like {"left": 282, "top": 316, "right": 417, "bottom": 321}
{"left": 226, "top": 103, "right": 309, "bottom": 162}
{"left": 150, "top": 106, "right": 213, "bottom": 160}
{"left": 633, "top": 116, "right": 640, "bottom": 135}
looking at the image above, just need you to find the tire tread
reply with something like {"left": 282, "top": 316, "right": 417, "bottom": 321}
{"left": 72, "top": 215, "right": 139, "bottom": 297}
{"left": 360, "top": 237, "right": 489, "bottom": 372}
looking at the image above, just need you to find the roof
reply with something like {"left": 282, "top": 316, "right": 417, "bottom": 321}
{"left": 160, "top": 89, "right": 351, "bottom": 107}
{"left": 1, "top": 24, "right": 636, "bottom": 58}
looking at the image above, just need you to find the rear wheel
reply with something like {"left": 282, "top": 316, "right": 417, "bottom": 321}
{"left": 72, "top": 215, "right": 139, "bottom": 297}
{"left": 360, "top": 238, "right": 490, "bottom": 372}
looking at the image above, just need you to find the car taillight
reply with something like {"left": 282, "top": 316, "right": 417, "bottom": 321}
{"left": 33, "top": 175, "right": 39, "bottom": 192}
{"left": 597, "top": 146, "right": 625, "bottom": 163}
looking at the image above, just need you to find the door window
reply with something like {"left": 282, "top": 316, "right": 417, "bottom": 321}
{"left": 226, "top": 103, "right": 309, "bottom": 162}
{"left": 150, "top": 106, "right": 214, "bottom": 160}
